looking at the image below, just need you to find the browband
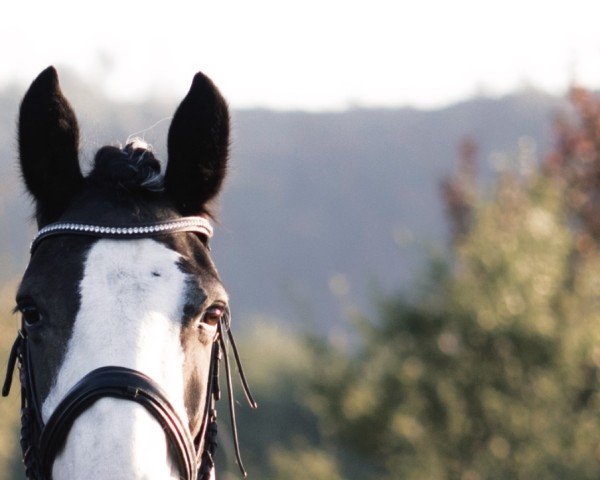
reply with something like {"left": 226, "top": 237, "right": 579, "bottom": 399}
{"left": 31, "top": 216, "right": 213, "bottom": 253}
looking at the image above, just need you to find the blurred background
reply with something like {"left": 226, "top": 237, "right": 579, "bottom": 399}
{"left": 2, "top": 1, "right": 600, "bottom": 478}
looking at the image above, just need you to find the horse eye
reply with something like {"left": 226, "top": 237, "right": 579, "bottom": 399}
{"left": 21, "top": 306, "right": 41, "bottom": 327}
{"left": 202, "top": 305, "right": 225, "bottom": 327}
{"left": 196, "top": 233, "right": 210, "bottom": 250}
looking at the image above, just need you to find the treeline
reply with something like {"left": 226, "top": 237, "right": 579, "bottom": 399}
{"left": 2, "top": 85, "right": 599, "bottom": 479}
{"left": 231, "top": 86, "right": 600, "bottom": 479}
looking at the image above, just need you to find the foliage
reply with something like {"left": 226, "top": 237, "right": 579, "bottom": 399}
{"left": 547, "top": 86, "right": 600, "bottom": 240}
{"left": 214, "top": 318, "right": 333, "bottom": 480}
{"left": 440, "top": 137, "right": 478, "bottom": 241}
{"left": 269, "top": 443, "right": 344, "bottom": 480}
{"left": 308, "top": 172, "right": 600, "bottom": 479}
{"left": 304, "top": 88, "right": 600, "bottom": 479}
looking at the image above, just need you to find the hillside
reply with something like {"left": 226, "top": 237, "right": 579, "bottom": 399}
{"left": 0, "top": 75, "right": 564, "bottom": 332}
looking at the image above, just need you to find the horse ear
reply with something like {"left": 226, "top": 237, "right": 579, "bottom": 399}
{"left": 19, "top": 66, "right": 83, "bottom": 227}
{"left": 165, "top": 71, "right": 229, "bottom": 216}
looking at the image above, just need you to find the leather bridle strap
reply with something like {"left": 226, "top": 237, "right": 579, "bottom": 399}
{"left": 197, "top": 341, "right": 221, "bottom": 479}
{"left": 218, "top": 316, "right": 257, "bottom": 478}
{"left": 38, "top": 366, "right": 197, "bottom": 480}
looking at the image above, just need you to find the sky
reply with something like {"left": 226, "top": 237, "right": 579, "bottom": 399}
{"left": 1, "top": 0, "right": 600, "bottom": 110}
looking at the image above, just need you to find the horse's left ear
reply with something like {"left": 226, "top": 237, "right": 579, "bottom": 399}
{"left": 165, "top": 71, "right": 230, "bottom": 216}
{"left": 19, "top": 66, "right": 83, "bottom": 227}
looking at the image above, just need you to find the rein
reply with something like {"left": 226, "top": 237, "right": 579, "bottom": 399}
{"left": 3, "top": 217, "right": 257, "bottom": 480}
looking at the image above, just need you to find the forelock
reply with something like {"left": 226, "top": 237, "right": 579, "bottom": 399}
{"left": 88, "top": 138, "right": 164, "bottom": 193}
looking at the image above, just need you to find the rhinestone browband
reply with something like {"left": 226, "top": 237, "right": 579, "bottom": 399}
{"left": 30, "top": 216, "right": 213, "bottom": 253}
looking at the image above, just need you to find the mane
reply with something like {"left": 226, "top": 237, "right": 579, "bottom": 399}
{"left": 87, "top": 139, "right": 164, "bottom": 193}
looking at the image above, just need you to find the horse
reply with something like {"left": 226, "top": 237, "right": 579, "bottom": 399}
{"left": 2, "top": 66, "right": 256, "bottom": 480}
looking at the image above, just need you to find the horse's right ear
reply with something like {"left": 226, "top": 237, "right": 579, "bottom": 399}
{"left": 19, "top": 66, "right": 83, "bottom": 227}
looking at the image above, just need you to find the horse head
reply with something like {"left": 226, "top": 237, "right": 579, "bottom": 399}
{"left": 3, "top": 66, "right": 255, "bottom": 480}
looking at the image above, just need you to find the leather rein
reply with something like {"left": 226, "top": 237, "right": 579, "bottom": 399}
{"left": 2, "top": 216, "right": 257, "bottom": 480}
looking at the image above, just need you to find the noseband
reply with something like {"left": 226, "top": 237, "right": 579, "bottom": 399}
{"left": 3, "top": 217, "right": 257, "bottom": 480}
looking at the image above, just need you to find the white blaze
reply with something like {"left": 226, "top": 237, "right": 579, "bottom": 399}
{"left": 42, "top": 239, "right": 189, "bottom": 480}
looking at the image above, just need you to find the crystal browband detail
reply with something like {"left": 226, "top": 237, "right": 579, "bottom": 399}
{"left": 30, "top": 216, "right": 213, "bottom": 253}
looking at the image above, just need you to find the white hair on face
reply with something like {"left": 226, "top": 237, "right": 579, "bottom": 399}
{"left": 43, "top": 239, "right": 189, "bottom": 480}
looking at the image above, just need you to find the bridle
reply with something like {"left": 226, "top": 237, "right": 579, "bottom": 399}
{"left": 2, "top": 216, "right": 257, "bottom": 480}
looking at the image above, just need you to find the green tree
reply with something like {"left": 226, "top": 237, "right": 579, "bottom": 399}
{"left": 306, "top": 88, "right": 600, "bottom": 477}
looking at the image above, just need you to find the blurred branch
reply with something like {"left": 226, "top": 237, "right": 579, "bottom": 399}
{"left": 440, "top": 137, "right": 479, "bottom": 242}
{"left": 545, "top": 86, "right": 600, "bottom": 243}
